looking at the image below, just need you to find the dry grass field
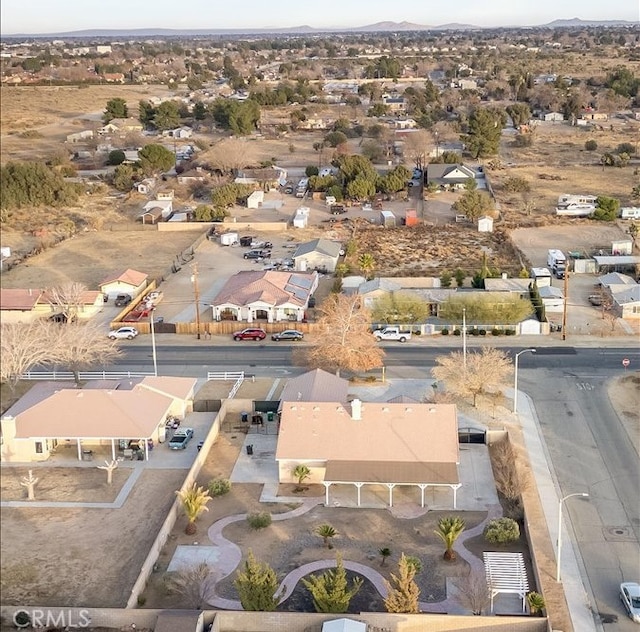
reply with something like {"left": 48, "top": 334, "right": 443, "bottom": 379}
{"left": 0, "top": 85, "right": 173, "bottom": 163}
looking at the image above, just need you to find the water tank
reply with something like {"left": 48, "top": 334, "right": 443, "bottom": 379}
{"left": 298, "top": 259, "right": 308, "bottom": 272}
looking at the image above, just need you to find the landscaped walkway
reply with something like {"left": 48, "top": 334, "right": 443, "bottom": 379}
{"left": 204, "top": 497, "right": 502, "bottom": 612}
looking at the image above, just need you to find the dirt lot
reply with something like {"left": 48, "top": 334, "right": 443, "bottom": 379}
{"left": 0, "top": 229, "right": 205, "bottom": 290}
{"left": 0, "top": 469, "right": 185, "bottom": 607}
{"left": 0, "top": 466, "right": 131, "bottom": 503}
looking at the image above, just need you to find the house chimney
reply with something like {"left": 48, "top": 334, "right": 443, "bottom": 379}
{"left": 351, "top": 398, "right": 362, "bottom": 421}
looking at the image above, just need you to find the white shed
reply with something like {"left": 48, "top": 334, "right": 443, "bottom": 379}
{"left": 293, "top": 206, "right": 310, "bottom": 229}
{"left": 380, "top": 210, "right": 396, "bottom": 227}
{"left": 478, "top": 215, "right": 494, "bottom": 232}
{"left": 322, "top": 619, "right": 366, "bottom": 632}
{"left": 247, "top": 190, "right": 264, "bottom": 209}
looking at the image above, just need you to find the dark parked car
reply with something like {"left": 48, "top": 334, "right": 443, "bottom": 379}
{"left": 114, "top": 294, "right": 132, "bottom": 307}
{"left": 239, "top": 236, "right": 254, "bottom": 247}
{"left": 330, "top": 204, "right": 346, "bottom": 215}
{"left": 233, "top": 328, "right": 267, "bottom": 341}
{"left": 244, "top": 249, "right": 271, "bottom": 260}
{"left": 271, "top": 329, "right": 304, "bottom": 341}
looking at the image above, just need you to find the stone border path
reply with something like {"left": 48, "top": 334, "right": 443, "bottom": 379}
{"left": 204, "top": 497, "right": 503, "bottom": 612}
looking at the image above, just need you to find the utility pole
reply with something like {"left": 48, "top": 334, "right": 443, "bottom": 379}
{"left": 561, "top": 263, "right": 569, "bottom": 341}
{"left": 190, "top": 263, "right": 201, "bottom": 340}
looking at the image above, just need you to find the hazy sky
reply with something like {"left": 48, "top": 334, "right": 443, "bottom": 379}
{"left": 1, "top": 0, "right": 638, "bottom": 34}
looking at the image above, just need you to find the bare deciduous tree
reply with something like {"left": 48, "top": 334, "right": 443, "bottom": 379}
{"left": 201, "top": 138, "right": 256, "bottom": 175}
{"left": 54, "top": 323, "right": 121, "bottom": 385}
{"left": 21, "top": 470, "right": 39, "bottom": 500}
{"left": 490, "top": 438, "right": 528, "bottom": 517}
{"left": 295, "top": 294, "right": 384, "bottom": 376}
{"left": 97, "top": 460, "right": 118, "bottom": 485}
{"left": 432, "top": 347, "right": 513, "bottom": 407}
{"left": 166, "top": 562, "right": 216, "bottom": 609}
{"left": 46, "top": 282, "right": 88, "bottom": 322}
{"left": 0, "top": 321, "right": 62, "bottom": 394}
{"left": 453, "top": 571, "right": 491, "bottom": 615}
{"left": 402, "top": 130, "right": 432, "bottom": 168}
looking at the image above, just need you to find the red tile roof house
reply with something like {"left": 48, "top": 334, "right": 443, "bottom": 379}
{"left": 0, "top": 377, "right": 196, "bottom": 463}
{"left": 276, "top": 399, "right": 461, "bottom": 508}
{"left": 99, "top": 269, "right": 148, "bottom": 301}
{"left": 210, "top": 270, "right": 318, "bottom": 323}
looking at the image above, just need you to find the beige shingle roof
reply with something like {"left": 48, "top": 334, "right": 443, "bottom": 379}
{"left": 276, "top": 401, "right": 459, "bottom": 466}
{"left": 11, "top": 388, "right": 172, "bottom": 439}
{"left": 278, "top": 369, "right": 349, "bottom": 410}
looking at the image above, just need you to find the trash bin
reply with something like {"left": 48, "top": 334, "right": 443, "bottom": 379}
{"left": 246, "top": 444, "right": 253, "bottom": 455}
{"left": 82, "top": 450, "right": 93, "bottom": 461}
{"left": 267, "top": 412, "right": 275, "bottom": 423}
{"left": 241, "top": 412, "right": 249, "bottom": 423}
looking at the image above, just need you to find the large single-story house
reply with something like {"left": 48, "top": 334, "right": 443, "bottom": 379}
{"left": 0, "top": 288, "right": 104, "bottom": 324}
{"left": 139, "top": 199, "right": 173, "bottom": 223}
{"left": 234, "top": 167, "right": 287, "bottom": 190}
{"left": 276, "top": 400, "right": 461, "bottom": 508}
{"left": 210, "top": 270, "right": 319, "bottom": 323}
{"left": 0, "top": 377, "right": 197, "bottom": 463}
{"left": 292, "top": 239, "right": 343, "bottom": 273}
{"left": 99, "top": 269, "right": 148, "bottom": 300}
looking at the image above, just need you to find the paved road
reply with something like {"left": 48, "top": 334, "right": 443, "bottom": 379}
{"left": 521, "top": 367, "right": 640, "bottom": 631}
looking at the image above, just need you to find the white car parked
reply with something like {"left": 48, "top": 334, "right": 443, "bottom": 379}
{"left": 108, "top": 326, "right": 139, "bottom": 340}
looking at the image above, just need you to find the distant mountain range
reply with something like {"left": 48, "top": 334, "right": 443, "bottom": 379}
{"left": 2, "top": 18, "right": 637, "bottom": 39}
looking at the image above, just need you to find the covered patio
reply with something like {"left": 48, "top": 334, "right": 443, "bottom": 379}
{"left": 322, "top": 460, "right": 461, "bottom": 508}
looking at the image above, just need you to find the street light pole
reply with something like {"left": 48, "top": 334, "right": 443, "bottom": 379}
{"left": 462, "top": 307, "right": 467, "bottom": 369}
{"left": 556, "top": 492, "right": 589, "bottom": 583}
{"left": 149, "top": 310, "right": 158, "bottom": 377}
{"left": 513, "top": 348, "right": 536, "bottom": 413}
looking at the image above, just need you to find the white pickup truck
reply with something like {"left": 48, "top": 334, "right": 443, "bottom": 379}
{"left": 373, "top": 327, "right": 412, "bottom": 342}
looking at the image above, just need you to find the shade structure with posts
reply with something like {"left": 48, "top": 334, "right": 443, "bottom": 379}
{"left": 483, "top": 551, "right": 529, "bottom": 613}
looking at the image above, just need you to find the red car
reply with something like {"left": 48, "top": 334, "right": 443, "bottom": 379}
{"left": 233, "top": 328, "right": 267, "bottom": 341}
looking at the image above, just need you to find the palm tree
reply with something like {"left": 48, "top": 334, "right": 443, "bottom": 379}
{"left": 292, "top": 464, "right": 311, "bottom": 487}
{"left": 316, "top": 524, "right": 337, "bottom": 549}
{"left": 526, "top": 591, "right": 546, "bottom": 616}
{"left": 434, "top": 516, "right": 466, "bottom": 561}
{"left": 379, "top": 547, "right": 392, "bottom": 566}
{"left": 176, "top": 484, "right": 212, "bottom": 535}
{"left": 358, "top": 252, "right": 376, "bottom": 280}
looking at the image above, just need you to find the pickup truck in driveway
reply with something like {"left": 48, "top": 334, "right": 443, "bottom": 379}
{"left": 168, "top": 428, "right": 194, "bottom": 449}
{"left": 373, "top": 327, "right": 412, "bottom": 342}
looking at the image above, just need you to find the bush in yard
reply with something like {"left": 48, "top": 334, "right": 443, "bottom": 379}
{"left": 492, "top": 328, "right": 503, "bottom": 336}
{"left": 483, "top": 517, "right": 520, "bottom": 544}
{"left": 247, "top": 512, "right": 272, "bottom": 529}
{"left": 505, "top": 328, "right": 516, "bottom": 336}
{"left": 453, "top": 329, "right": 461, "bottom": 336}
{"left": 441, "top": 327, "right": 449, "bottom": 335}
{"left": 479, "top": 329, "right": 486, "bottom": 336}
{"left": 585, "top": 139, "right": 598, "bottom": 151}
{"left": 208, "top": 478, "right": 231, "bottom": 497}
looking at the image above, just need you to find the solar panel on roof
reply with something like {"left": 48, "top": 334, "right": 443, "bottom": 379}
{"left": 291, "top": 275, "right": 313, "bottom": 289}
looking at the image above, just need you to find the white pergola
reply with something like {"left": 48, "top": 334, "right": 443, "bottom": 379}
{"left": 483, "top": 551, "right": 530, "bottom": 613}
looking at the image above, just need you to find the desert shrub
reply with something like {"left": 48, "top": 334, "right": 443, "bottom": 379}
{"left": 505, "top": 328, "right": 516, "bottom": 335}
{"left": 585, "top": 139, "right": 598, "bottom": 151}
{"left": 479, "top": 329, "right": 486, "bottom": 336}
{"left": 470, "top": 328, "right": 479, "bottom": 336}
{"left": 484, "top": 517, "right": 520, "bottom": 544}
{"left": 453, "top": 329, "right": 461, "bottom": 336}
{"left": 208, "top": 478, "right": 231, "bottom": 497}
{"left": 441, "top": 327, "right": 449, "bottom": 335}
{"left": 502, "top": 176, "right": 530, "bottom": 193}
{"left": 617, "top": 142, "right": 635, "bottom": 156}
{"left": 247, "top": 512, "right": 272, "bottom": 529}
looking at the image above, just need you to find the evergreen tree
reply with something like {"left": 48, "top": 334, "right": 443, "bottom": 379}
{"left": 233, "top": 550, "right": 280, "bottom": 611}
{"left": 462, "top": 107, "right": 506, "bottom": 158}
{"left": 302, "top": 555, "right": 363, "bottom": 613}
{"left": 103, "top": 97, "right": 128, "bottom": 123}
{"left": 383, "top": 553, "right": 421, "bottom": 613}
